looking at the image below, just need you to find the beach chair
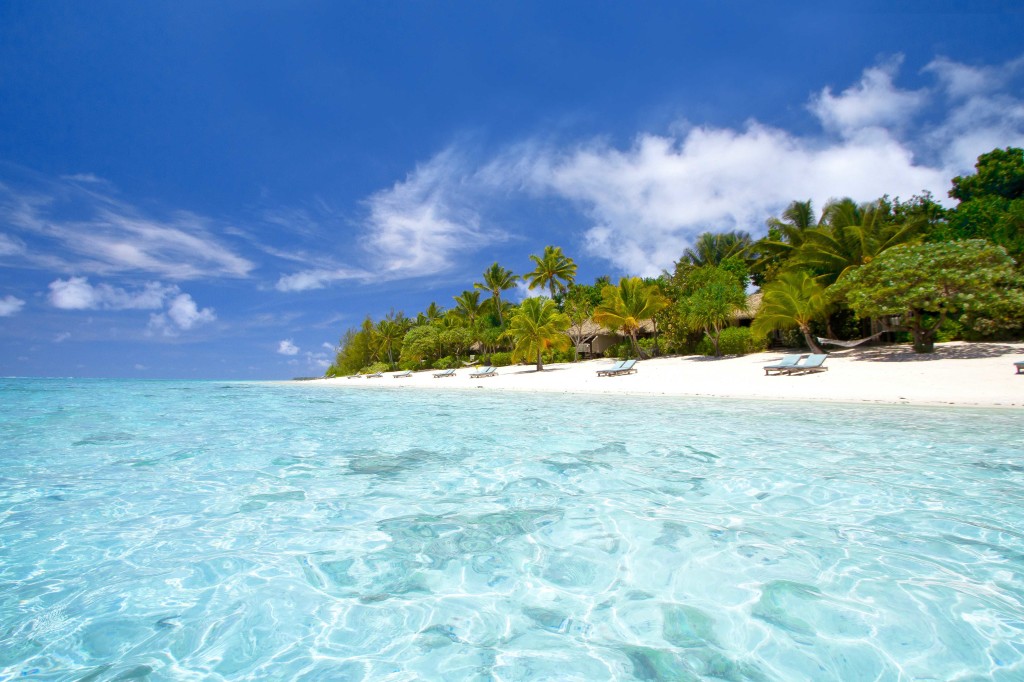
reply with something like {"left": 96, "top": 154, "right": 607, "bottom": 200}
{"left": 606, "top": 358, "right": 638, "bottom": 376}
{"left": 470, "top": 366, "right": 497, "bottom": 379}
{"left": 393, "top": 370, "right": 412, "bottom": 379}
{"left": 433, "top": 368, "right": 456, "bottom": 378}
{"left": 1015, "top": 361, "right": 1024, "bottom": 374}
{"left": 781, "top": 354, "right": 828, "bottom": 375}
{"left": 596, "top": 361, "right": 625, "bottom": 377}
{"left": 763, "top": 354, "right": 805, "bottom": 376}
{"left": 366, "top": 371, "right": 383, "bottom": 379}
{"left": 346, "top": 372, "right": 364, "bottom": 379}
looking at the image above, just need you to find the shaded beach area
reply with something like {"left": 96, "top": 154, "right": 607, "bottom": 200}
{"left": 305, "top": 341, "right": 1024, "bottom": 408}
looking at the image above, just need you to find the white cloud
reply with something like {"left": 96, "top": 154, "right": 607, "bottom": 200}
{"left": 362, "top": 148, "right": 505, "bottom": 278}
{"left": 0, "top": 295, "right": 25, "bottom": 316}
{"left": 278, "top": 339, "right": 300, "bottom": 355}
{"left": 54, "top": 332, "right": 71, "bottom": 343}
{"left": 48, "top": 277, "right": 178, "bottom": 310}
{"left": 0, "top": 233, "right": 26, "bottom": 256}
{"left": 0, "top": 180, "right": 255, "bottom": 280}
{"left": 275, "top": 267, "right": 367, "bottom": 292}
{"left": 165, "top": 293, "right": 216, "bottom": 330}
{"left": 809, "top": 57, "right": 928, "bottom": 137}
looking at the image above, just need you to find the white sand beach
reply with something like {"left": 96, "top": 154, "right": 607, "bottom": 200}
{"left": 303, "top": 342, "right": 1024, "bottom": 408}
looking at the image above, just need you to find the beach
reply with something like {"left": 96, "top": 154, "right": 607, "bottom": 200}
{"left": 307, "top": 341, "right": 1024, "bottom": 408}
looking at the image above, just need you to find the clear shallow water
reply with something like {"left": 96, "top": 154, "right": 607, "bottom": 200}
{"left": 1, "top": 379, "right": 1023, "bottom": 681}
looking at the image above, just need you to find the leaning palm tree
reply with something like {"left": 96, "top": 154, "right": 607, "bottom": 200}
{"left": 474, "top": 262, "right": 519, "bottom": 325}
{"left": 751, "top": 270, "right": 830, "bottom": 354}
{"left": 503, "top": 296, "right": 571, "bottom": 371}
{"left": 593, "top": 277, "right": 669, "bottom": 358}
{"left": 526, "top": 245, "right": 577, "bottom": 298}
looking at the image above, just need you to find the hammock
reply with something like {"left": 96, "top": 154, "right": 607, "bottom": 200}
{"left": 815, "top": 330, "right": 886, "bottom": 348}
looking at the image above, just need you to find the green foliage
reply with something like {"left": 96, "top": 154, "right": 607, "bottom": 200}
{"left": 677, "top": 266, "right": 747, "bottom": 356}
{"left": 504, "top": 296, "right": 571, "bottom": 370}
{"left": 695, "top": 327, "right": 767, "bottom": 356}
{"left": 366, "top": 361, "right": 390, "bottom": 374}
{"left": 474, "top": 262, "right": 519, "bottom": 325}
{"left": 328, "top": 317, "right": 376, "bottom": 376}
{"left": 682, "top": 231, "right": 753, "bottom": 267}
{"left": 604, "top": 339, "right": 632, "bottom": 359}
{"left": 432, "top": 355, "right": 460, "bottom": 370}
{"left": 942, "top": 148, "right": 1024, "bottom": 261}
{"left": 487, "top": 351, "right": 514, "bottom": 367}
{"left": 837, "top": 240, "right": 1024, "bottom": 352}
{"left": 562, "top": 281, "right": 602, "bottom": 360}
{"left": 526, "top": 245, "right": 577, "bottom": 298}
{"left": 751, "top": 270, "right": 830, "bottom": 354}
{"left": 593, "top": 277, "right": 669, "bottom": 358}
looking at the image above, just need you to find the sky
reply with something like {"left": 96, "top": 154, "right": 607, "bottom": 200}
{"left": 1, "top": 1, "right": 1023, "bottom": 379}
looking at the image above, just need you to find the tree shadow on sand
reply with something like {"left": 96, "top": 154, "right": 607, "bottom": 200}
{"left": 831, "top": 342, "right": 1022, "bottom": 362}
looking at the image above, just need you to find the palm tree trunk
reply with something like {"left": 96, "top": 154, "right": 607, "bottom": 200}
{"left": 536, "top": 349, "right": 543, "bottom": 371}
{"left": 800, "top": 324, "right": 824, "bottom": 354}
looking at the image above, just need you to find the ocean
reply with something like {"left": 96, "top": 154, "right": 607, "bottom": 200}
{"left": 1, "top": 378, "right": 1022, "bottom": 680}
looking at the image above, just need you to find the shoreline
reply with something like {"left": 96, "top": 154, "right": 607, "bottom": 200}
{"left": 297, "top": 341, "right": 1024, "bottom": 409}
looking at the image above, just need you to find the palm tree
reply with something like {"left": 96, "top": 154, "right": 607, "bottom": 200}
{"left": 503, "top": 297, "right": 571, "bottom": 371}
{"left": 751, "top": 270, "right": 830, "bottom": 354}
{"left": 452, "top": 290, "right": 485, "bottom": 325}
{"left": 796, "top": 198, "right": 921, "bottom": 286}
{"left": 526, "top": 245, "right": 577, "bottom": 298}
{"left": 474, "top": 262, "right": 519, "bottom": 325}
{"left": 753, "top": 200, "right": 817, "bottom": 277}
{"left": 373, "top": 314, "right": 410, "bottom": 367}
{"left": 593, "top": 277, "right": 669, "bottom": 358}
{"left": 683, "top": 231, "right": 753, "bottom": 267}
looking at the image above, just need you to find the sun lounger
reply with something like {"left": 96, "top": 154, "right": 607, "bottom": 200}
{"left": 763, "top": 354, "right": 805, "bottom": 376}
{"left": 393, "top": 370, "right": 412, "bottom": 378}
{"left": 346, "top": 372, "right": 364, "bottom": 379}
{"left": 470, "top": 366, "right": 497, "bottom": 379}
{"left": 599, "top": 359, "right": 638, "bottom": 377}
{"left": 596, "top": 361, "right": 625, "bottom": 377}
{"left": 1015, "top": 361, "right": 1024, "bottom": 374}
{"left": 780, "top": 353, "right": 828, "bottom": 375}
{"left": 365, "top": 371, "right": 383, "bottom": 379}
{"left": 432, "top": 368, "right": 456, "bottom": 378}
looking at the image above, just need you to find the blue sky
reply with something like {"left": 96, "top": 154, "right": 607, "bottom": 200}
{"left": 2, "top": 1, "right": 1023, "bottom": 379}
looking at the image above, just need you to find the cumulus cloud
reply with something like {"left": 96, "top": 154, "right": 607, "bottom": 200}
{"left": 277, "top": 339, "right": 300, "bottom": 355}
{"left": 809, "top": 57, "right": 928, "bottom": 136}
{"left": 0, "top": 295, "right": 25, "bottom": 316}
{"left": 165, "top": 293, "right": 216, "bottom": 330}
{"left": 489, "top": 54, "right": 1023, "bottom": 275}
{"left": 48, "top": 277, "right": 177, "bottom": 310}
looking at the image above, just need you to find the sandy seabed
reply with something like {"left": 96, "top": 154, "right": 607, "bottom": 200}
{"left": 301, "top": 341, "right": 1024, "bottom": 409}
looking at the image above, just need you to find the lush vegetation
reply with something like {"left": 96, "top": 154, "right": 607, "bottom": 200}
{"left": 326, "top": 148, "right": 1024, "bottom": 375}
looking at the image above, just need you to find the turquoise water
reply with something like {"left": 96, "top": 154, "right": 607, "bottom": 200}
{"left": 1, "top": 379, "right": 1023, "bottom": 681}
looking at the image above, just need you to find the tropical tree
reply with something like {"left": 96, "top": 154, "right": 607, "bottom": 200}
{"left": 795, "top": 197, "right": 921, "bottom": 285}
{"left": 837, "top": 240, "right": 1024, "bottom": 353}
{"left": 753, "top": 200, "right": 817, "bottom": 282}
{"left": 474, "top": 262, "right": 519, "bottom": 325}
{"left": 677, "top": 266, "right": 747, "bottom": 356}
{"left": 562, "top": 282, "right": 602, "bottom": 361}
{"left": 372, "top": 312, "right": 411, "bottom": 367}
{"left": 453, "top": 290, "right": 485, "bottom": 325}
{"left": 943, "top": 147, "right": 1024, "bottom": 260}
{"left": 503, "top": 296, "right": 571, "bottom": 371}
{"left": 593, "top": 277, "right": 669, "bottom": 358}
{"left": 526, "top": 245, "right": 577, "bottom": 298}
{"left": 682, "top": 231, "right": 753, "bottom": 267}
{"left": 751, "top": 270, "right": 830, "bottom": 354}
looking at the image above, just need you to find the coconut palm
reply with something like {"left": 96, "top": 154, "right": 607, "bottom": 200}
{"left": 751, "top": 270, "right": 830, "bottom": 354}
{"left": 373, "top": 314, "right": 411, "bottom": 367}
{"left": 796, "top": 198, "right": 922, "bottom": 285}
{"left": 682, "top": 231, "right": 753, "bottom": 267}
{"left": 503, "top": 297, "right": 571, "bottom": 371}
{"left": 474, "top": 262, "right": 519, "bottom": 325}
{"left": 593, "top": 277, "right": 669, "bottom": 358}
{"left": 452, "top": 290, "right": 485, "bottom": 325}
{"left": 753, "top": 200, "right": 817, "bottom": 276}
{"left": 526, "top": 245, "right": 577, "bottom": 299}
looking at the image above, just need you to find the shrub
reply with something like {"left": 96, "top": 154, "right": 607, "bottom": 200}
{"left": 696, "top": 327, "right": 767, "bottom": 356}
{"left": 366, "top": 361, "right": 391, "bottom": 373}
{"left": 432, "top": 355, "right": 460, "bottom": 370}
{"left": 488, "top": 352, "right": 514, "bottom": 367}
{"left": 604, "top": 340, "right": 632, "bottom": 359}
